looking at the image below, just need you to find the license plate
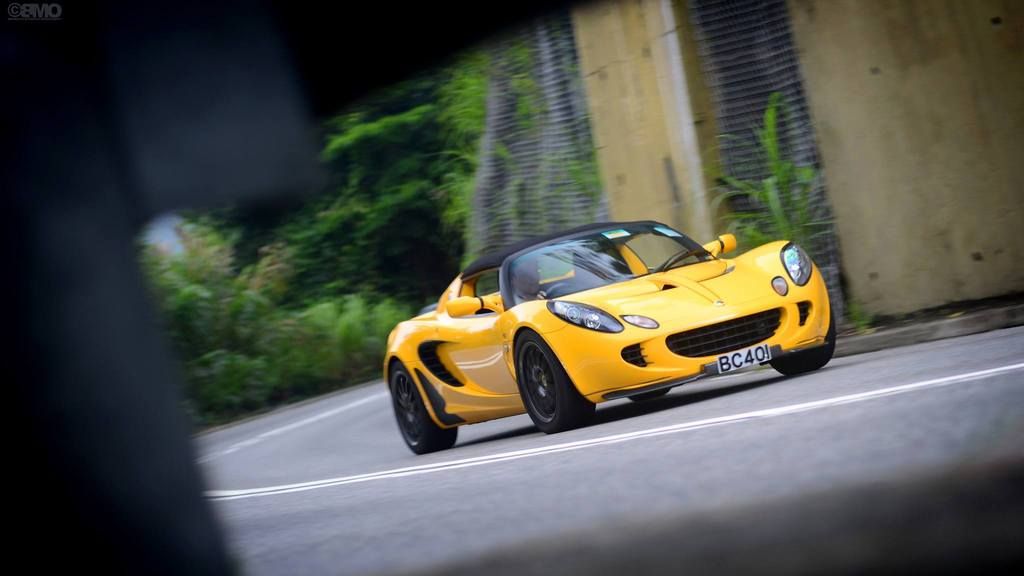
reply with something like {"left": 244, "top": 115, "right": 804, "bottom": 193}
{"left": 715, "top": 343, "right": 772, "bottom": 374}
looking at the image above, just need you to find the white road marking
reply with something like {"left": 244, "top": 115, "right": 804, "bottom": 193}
{"left": 206, "top": 362, "right": 1024, "bottom": 501}
{"left": 201, "top": 366, "right": 755, "bottom": 463}
{"left": 198, "top": 391, "right": 388, "bottom": 463}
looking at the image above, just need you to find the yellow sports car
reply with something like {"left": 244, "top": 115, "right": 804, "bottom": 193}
{"left": 384, "top": 220, "right": 835, "bottom": 454}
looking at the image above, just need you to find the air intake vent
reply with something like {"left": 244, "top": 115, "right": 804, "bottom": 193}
{"left": 661, "top": 284, "right": 677, "bottom": 291}
{"left": 418, "top": 341, "right": 462, "bottom": 387}
{"left": 621, "top": 344, "right": 648, "bottom": 367}
{"left": 666, "top": 309, "right": 782, "bottom": 358}
{"left": 797, "top": 301, "right": 812, "bottom": 326}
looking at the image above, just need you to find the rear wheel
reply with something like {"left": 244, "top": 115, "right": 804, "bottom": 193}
{"left": 770, "top": 309, "right": 837, "bottom": 376}
{"left": 515, "top": 331, "right": 595, "bottom": 434}
{"left": 389, "top": 362, "right": 457, "bottom": 454}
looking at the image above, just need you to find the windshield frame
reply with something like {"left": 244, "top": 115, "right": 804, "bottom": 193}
{"left": 498, "top": 221, "right": 711, "bottom": 308}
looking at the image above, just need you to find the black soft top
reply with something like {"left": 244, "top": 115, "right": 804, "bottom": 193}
{"left": 460, "top": 220, "right": 665, "bottom": 278}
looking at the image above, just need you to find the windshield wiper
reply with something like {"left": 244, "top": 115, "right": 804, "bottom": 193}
{"left": 654, "top": 248, "right": 708, "bottom": 274}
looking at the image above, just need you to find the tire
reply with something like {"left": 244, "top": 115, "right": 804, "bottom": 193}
{"left": 770, "top": 308, "right": 837, "bottom": 376}
{"left": 628, "top": 388, "right": 671, "bottom": 402}
{"left": 515, "top": 331, "right": 595, "bottom": 434}
{"left": 389, "top": 361, "right": 458, "bottom": 454}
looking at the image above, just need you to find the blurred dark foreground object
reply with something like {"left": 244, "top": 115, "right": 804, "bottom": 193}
{"left": 4, "top": 0, "right": 563, "bottom": 573}
{"left": 5, "top": 0, "right": 1022, "bottom": 574}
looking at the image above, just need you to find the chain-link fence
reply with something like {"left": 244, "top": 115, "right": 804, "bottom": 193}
{"left": 469, "top": 9, "right": 608, "bottom": 259}
{"left": 687, "top": 0, "right": 845, "bottom": 321}
{"left": 469, "top": 1, "right": 844, "bottom": 321}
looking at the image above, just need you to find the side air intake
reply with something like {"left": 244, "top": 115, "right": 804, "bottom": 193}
{"left": 418, "top": 341, "right": 462, "bottom": 387}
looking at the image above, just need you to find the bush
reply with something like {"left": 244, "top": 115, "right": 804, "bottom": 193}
{"left": 711, "top": 92, "right": 833, "bottom": 255}
{"left": 138, "top": 50, "right": 487, "bottom": 426}
{"left": 142, "top": 220, "right": 412, "bottom": 427}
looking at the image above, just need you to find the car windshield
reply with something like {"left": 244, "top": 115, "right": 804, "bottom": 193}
{"left": 506, "top": 224, "right": 711, "bottom": 306}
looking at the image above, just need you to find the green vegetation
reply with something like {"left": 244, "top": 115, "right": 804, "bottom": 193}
{"left": 141, "top": 52, "right": 490, "bottom": 426}
{"left": 711, "top": 92, "right": 833, "bottom": 255}
{"left": 711, "top": 92, "right": 849, "bottom": 323}
{"left": 141, "top": 221, "right": 413, "bottom": 425}
{"left": 845, "top": 299, "right": 876, "bottom": 333}
{"left": 467, "top": 14, "right": 606, "bottom": 261}
{"left": 141, "top": 17, "right": 604, "bottom": 427}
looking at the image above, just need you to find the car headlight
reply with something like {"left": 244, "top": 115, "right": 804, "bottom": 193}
{"left": 781, "top": 243, "right": 813, "bottom": 286}
{"left": 547, "top": 301, "right": 624, "bottom": 333}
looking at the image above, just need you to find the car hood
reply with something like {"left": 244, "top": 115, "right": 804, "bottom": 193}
{"left": 562, "top": 259, "right": 776, "bottom": 323}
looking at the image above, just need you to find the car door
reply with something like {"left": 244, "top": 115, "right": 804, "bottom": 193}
{"left": 434, "top": 269, "right": 519, "bottom": 396}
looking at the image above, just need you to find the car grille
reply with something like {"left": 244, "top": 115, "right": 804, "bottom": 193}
{"left": 621, "top": 344, "right": 648, "bottom": 367}
{"left": 797, "top": 301, "right": 811, "bottom": 325}
{"left": 666, "top": 309, "right": 782, "bottom": 358}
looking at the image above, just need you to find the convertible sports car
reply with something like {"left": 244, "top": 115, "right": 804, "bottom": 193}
{"left": 384, "top": 220, "right": 835, "bottom": 454}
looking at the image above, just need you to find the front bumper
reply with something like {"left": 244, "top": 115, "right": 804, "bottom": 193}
{"left": 600, "top": 343, "right": 823, "bottom": 400}
{"left": 555, "top": 276, "right": 832, "bottom": 402}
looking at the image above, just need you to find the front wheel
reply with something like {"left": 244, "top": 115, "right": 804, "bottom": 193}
{"left": 389, "top": 362, "right": 458, "bottom": 454}
{"left": 515, "top": 331, "right": 595, "bottom": 434}
{"left": 770, "top": 309, "right": 836, "bottom": 376}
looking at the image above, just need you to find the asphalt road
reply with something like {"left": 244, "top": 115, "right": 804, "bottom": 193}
{"left": 197, "top": 327, "right": 1024, "bottom": 575}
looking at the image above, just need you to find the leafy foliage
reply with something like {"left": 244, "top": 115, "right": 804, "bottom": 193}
{"left": 142, "top": 221, "right": 411, "bottom": 425}
{"left": 436, "top": 51, "right": 490, "bottom": 238}
{"left": 711, "top": 92, "right": 833, "bottom": 254}
{"left": 139, "top": 53, "right": 492, "bottom": 425}
{"left": 468, "top": 12, "right": 606, "bottom": 261}
{"left": 139, "top": 19, "right": 604, "bottom": 426}
{"left": 844, "top": 299, "right": 875, "bottom": 333}
{"left": 209, "top": 53, "right": 491, "bottom": 309}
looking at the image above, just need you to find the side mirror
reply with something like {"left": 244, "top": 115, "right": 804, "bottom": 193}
{"left": 480, "top": 292, "right": 505, "bottom": 313}
{"left": 446, "top": 296, "right": 480, "bottom": 317}
{"left": 446, "top": 295, "right": 504, "bottom": 317}
{"left": 703, "top": 233, "right": 737, "bottom": 257}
